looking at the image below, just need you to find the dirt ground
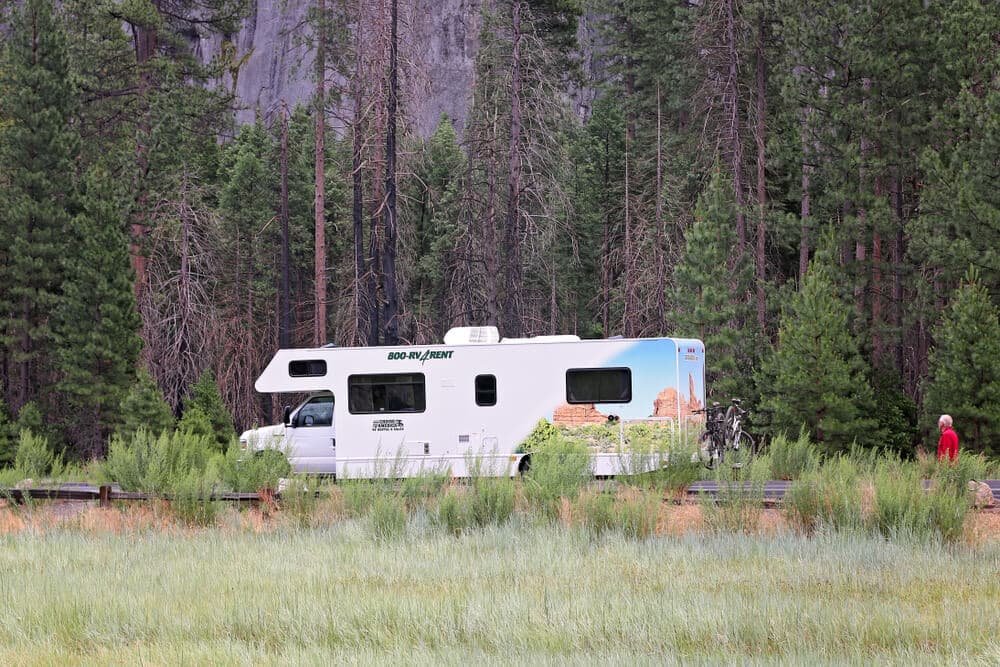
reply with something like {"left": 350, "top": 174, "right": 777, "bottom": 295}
{"left": 2, "top": 498, "right": 997, "bottom": 545}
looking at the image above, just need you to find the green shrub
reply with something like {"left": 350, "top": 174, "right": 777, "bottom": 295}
{"left": 436, "top": 488, "right": 471, "bottom": 536}
{"left": 118, "top": 371, "right": 175, "bottom": 440}
{"left": 523, "top": 435, "right": 591, "bottom": 517}
{"left": 103, "top": 428, "right": 215, "bottom": 494}
{"left": 169, "top": 469, "right": 220, "bottom": 526}
{"left": 577, "top": 491, "right": 617, "bottom": 536}
{"left": 182, "top": 370, "right": 236, "bottom": 452}
{"left": 219, "top": 444, "right": 290, "bottom": 493}
{"left": 784, "top": 456, "right": 863, "bottom": 534}
{"left": 14, "top": 430, "right": 56, "bottom": 478}
{"left": 470, "top": 477, "right": 515, "bottom": 527}
{"left": 0, "top": 399, "right": 15, "bottom": 468}
{"left": 342, "top": 481, "right": 381, "bottom": 517}
{"left": 280, "top": 476, "right": 322, "bottom": 528}
{"left": 400, "top": 469, "right": 451, "bottom": 510}
{"left": 517, "top": 419, "right": 560, "bottom": 453}
{"left": 867, "top": 459, "right": 971, "bottom": 542}
{"left": 768, "top": 428, "right": 820, "bottom": 480}
{"left": 701, "top": 461, "right": 767, "bottom": 534}
{"left": 614, "top": 489, "right": 659, "bottom": 539}
{"left": 370, "top": 494, "right": 407, "bottom": 540}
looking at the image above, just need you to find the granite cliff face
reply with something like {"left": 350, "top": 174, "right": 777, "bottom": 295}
{"left": 192, "top": 0, "right": 483, "bottom": 137}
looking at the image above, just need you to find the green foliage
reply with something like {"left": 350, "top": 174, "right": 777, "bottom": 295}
{"left": 671, "top": 170, "right": 757, "bottom": 401}
{"left": 868, "top": 459, "right": 969, "bottom": 543}
{"left": 469, "top": 477, "right": 516, "bottom": 527}
{"left": 220, "top": 446, "right": 290, "bottom": 493}
{"left": 578, "top": 489, "right": 658, "bottom": 540}
{"left": 0, "top": 0, "right": 80, "bottom": 424}
{"left": 169, "top": 469, "right": 221, "bottom": 527}
{"left": 177, "top": 406, "right": 214, "bottom": 440}
{"left": 103, "top": 428, "right": 215, "bottom": 494}
{"left": 784, "top": 457, "right": 863, "bottom": 534}
{"left": 436, "top": 488, "right": 471, "bottom": 536}
{"left": 767, "top": 428, "right": 820, "bottom": 480}
{"left": 118, "top": 371, "right": 175, "bottom": 440}
{"left": 369, "top": 494, "right": 407, "bottom": 540}
{"left": 758, "top": 263, "right": 877, "bottom": 453}
{"left": 0, "top": 400, "right": 13, "bottom": 467}
{"left": 517, "top": 419, "right": 560, "bottom": 453}
{"left": 279, "top": 476, "right": 322, "bottom": 528}
{"left": 14, "top": 430, "right": 56, "bottom": 479}
{"left": 523, "top": 435, "right": 591, "bottom": 517}
{"left": 52, "top": 166, "right": 142, "bottom": 455}
{"left": 183, "top": 370, "right": 235, "bottom": 452}
{"left": 701, "top": 460, "right": 768, "bottom": 535}
{"left": 871, "top": 372, "right": 919, "bottom": 456}
{"left": 922, "top": 272, "right": 1000, "bottom": 456}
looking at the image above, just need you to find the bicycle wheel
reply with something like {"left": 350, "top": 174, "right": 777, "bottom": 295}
{"left": 698, "top": 430, "right": 720, "bottom": 469}
{"left": 727, "top": 430, "right": 757, "bottom": 468}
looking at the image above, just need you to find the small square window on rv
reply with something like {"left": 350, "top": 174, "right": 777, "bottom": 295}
{"left": 289, "top": 359, "right": 327, "bottom": 377}
{"left": 565, "top": 368, "right": 632, "bottom": 404}
{"left": 348, "top": 373, "right": 426, "bottom": 414}
{"left": 475, "top": 374, "right": 497, "bottom": 407}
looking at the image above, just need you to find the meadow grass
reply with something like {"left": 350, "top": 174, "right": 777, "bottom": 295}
{"left": 0, "top": 521, "right": 997, "bottom": 664}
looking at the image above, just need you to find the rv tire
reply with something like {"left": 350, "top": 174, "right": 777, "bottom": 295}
{"left": 517, "top": 455, "right": 531, "bottom": 476}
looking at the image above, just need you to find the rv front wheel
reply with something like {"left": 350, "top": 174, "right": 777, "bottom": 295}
{"left": 517, "top": 455, "right": 531, "bottom": 476}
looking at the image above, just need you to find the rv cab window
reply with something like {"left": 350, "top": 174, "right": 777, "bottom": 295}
{"left": 348, "top": 373, "right": 426, "bottom": 414}
{"left": 294, "top": 395, "right": 334, "bottom": 427}
{"left": 475, "top": 375, "right": 497, "bottom": 406}
{"left": 566, "top": 368, "right": 632, "bottom": 404}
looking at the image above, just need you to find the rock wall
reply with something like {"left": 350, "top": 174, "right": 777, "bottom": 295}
{"left": 192, "top": 0, "right": 483, "bottom": 137}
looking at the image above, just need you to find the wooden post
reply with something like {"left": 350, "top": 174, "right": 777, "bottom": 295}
{"left": 99, "top": 485, "right": 112, "bottom": 508}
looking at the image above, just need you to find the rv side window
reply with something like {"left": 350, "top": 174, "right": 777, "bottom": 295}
{"left": 348, "top": 373, "right": 426, "bottom": 414}
{"left": 475, "top": 375, "right": 497, "bottom": 407}
{"left": 565, "top": 368, "right": 632, "bottom": 404}
{"left": 289, "top": 359, "right": 327, "bottom": 377}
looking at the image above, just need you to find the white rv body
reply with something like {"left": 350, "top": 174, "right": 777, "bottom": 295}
{"left": 241, "top": 329, "right": 705, "bottom": 478}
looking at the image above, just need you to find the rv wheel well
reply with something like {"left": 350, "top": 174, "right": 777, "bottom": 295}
{"left": 517, "top": 455, "right": 531, "bottom": 475}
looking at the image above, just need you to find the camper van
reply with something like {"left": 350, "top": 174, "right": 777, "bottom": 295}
{"left": 239, "top": 327, "right": 705, "bottom": 478}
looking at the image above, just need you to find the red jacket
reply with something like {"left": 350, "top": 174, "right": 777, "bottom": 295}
{"left": 937, "top": 427, "right": 959, "bottom": 461}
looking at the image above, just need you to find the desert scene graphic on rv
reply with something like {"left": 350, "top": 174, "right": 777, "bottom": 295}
{"left": 551, "top": 339, "right": 705, "bottom": 427}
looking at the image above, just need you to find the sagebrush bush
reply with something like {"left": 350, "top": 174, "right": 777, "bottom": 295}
{"left": 400, "top": 470, "right": 450, "bottom": 510}
{"left": 220, "top": 444, "right": 290, "bottom": 493}
{"left": 784, "top": 456, "right": 863, "bottom": 534}
{"left": 701, "top": 462, "right": 768, "bottom": 534}
{"left": 470, "top": 477, "right": 516, "bottom": 527}
{"left": 523, "top": 435, "right": 591, "bottom": 518}
{"left": 104, "top": 428, "right": 215, "bottom": 494}
{"left": 169, "top": 469, "right": 220, "bottom": 526}
{"left": 436, "top": 488, "right": 470, "bottom": 536}
{"left": 280, "top": 476, "right": 322, "bottom": 528}
{"left": 14, "top": 430, "right": 56, "bottom": 478}
{"left": 867, "top": 457, "right": 970, "bottom": 542}
{"left": 370, "top": 494, "right": 407, "bottom": 540}
{"left": 769, "top": 428, "right": 820, "bottom": 480}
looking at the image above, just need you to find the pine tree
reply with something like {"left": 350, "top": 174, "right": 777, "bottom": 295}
{"left": 119, "top": 370, "right": 175, "bottom": 439}
{"left": 671, "top": 171, "right": 755, "bottom": 401}
{"left": 0, "top": 399, "right": 14, "bottom": 468}
{"left": 53, "top": 167, "right": 143, "bottom": 457}
{"left": 758, "top": 262, "right": 877, "bottom": 453}
{"left": 0, "top": 0, "right": 80, "bottom": 413}
{"left": 922, "top": 271, "right": 1000, "bottom": 456}
{"left": 183, "top": 370, "right": 235, "bottom": 451}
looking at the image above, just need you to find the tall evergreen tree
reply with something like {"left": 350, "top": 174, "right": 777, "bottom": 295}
{"left": 922, "top": 271, "right": 1000, "bottom": 456}
{"left": 758, "top": 261, "right": 876, "bottom": 453}
{"left": 183, "top": 369, "right": 235, "bottom": 452}
{"left": 671, "top": 171, "right": 755, "bottom": 401}
{"left": 53, "top": 167, "right": 142, "bottom": 457}
{"left": 0, "top": 0, "right": 80, "bottom": 414}
{"left": 118, "top": 370, "right": 175, "bottom": 440}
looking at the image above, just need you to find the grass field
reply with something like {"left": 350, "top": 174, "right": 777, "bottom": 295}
{"left": 1, "top": 516, "right": 998, "bottom": 664}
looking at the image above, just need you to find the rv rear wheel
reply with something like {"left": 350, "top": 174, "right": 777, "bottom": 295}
{"left": 517, "top": 455, "right": 531, "bottom": 476}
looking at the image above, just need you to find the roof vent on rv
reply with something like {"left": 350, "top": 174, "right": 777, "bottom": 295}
{"left": 443, "top": 326, "right": 501, "bottom": 345}
{"left": 501, "top": 334, "right": 582, "bottom": 344}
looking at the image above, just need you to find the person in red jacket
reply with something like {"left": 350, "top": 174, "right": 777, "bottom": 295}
{"left": 937, "top": 414, "right": 959, "bottom": 462}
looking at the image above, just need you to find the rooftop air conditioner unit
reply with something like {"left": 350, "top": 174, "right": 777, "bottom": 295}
{"left": 443, "top": 326, "right": 501, "bottom": 345}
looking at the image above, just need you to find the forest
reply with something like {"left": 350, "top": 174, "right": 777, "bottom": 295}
{"left": 0, "top": 0, "right": 998, "bottom": 463}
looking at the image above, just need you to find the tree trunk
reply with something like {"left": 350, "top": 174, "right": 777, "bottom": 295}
{"left": 352, "top": 0, "right": 367, "bottom": 345}
{"left": 313, "top": 0, "right": 328, "bottom": 347}
{"left": 723, "top": 0, "right": 747, "bottom": 260}
{"left": 279, "top": 102, "right": 291, "bottom": 349}
{"left": 799, "top": 115, "right": 811, "bottom": 279}
{"left": 655, "top": 84, "right": 666, "bottom": 331}
{"left": 381, "top": 0, "right": 400, "bottom": 345}
{"left": 754, "top": 13, "right": 767, "bottom": 330}
{"left": 502, "top": 1, "right": 524, "bottom": 337}
{"left": 891, "top": 168, "right": 904, "bottom": 372}
{"left": 130, "top": 3, "right": 159, "bottom": 298}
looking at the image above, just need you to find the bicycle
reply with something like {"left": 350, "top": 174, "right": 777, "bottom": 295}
{"left": 694, "top": 398, "right": 757, "bottom": 469}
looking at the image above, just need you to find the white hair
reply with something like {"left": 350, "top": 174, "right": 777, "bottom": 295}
{"left": 938, "top": 414, "right": 953, "bottom": 427}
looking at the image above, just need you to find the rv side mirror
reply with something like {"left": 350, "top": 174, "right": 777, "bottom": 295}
{"left": 283, "top": 405, "right": 292, "bottom": 426}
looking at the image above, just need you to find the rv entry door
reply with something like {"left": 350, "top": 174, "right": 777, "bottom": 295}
{"left": 286, "top": 394, "right": 337, "bottom": 473}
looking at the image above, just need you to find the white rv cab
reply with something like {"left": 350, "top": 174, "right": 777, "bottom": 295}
{"left": 239, "top": 326, "right": 705, "bottom": 478}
